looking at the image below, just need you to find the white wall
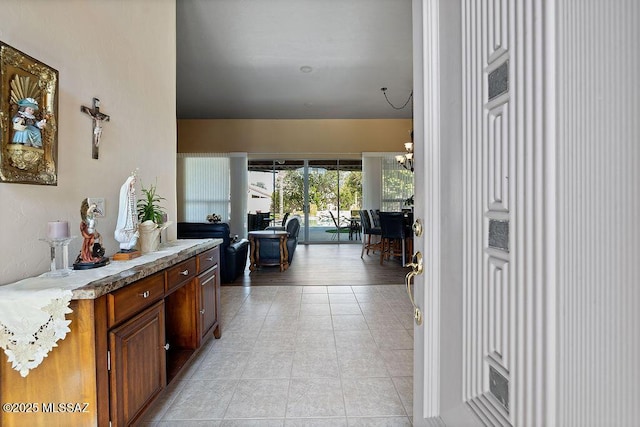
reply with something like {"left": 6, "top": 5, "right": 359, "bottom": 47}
{"left": 0, "top": 0, "right": 177, "bottom": 285}
{"left": 362, "top": 154, "right": 382, "bottom": 210}
{"left": 229, "top": 153, "right": 248, "bottom": 238}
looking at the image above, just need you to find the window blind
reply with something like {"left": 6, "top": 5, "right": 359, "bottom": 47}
{"left": 381, "top": 155, "right": 414, "bottom": 211}
{"left": 177, "top": 153, "right": 230, "bottom": 223}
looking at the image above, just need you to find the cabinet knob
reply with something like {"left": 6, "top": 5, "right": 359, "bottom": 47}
{"left": 205, "top": 257, "right": 214, "bottom": 261}
{"left": 180, "top": 269, "right": 189, "bottom": 276}
{"left": 138, "top": 291, "right": 150, "bottom": 298}
{"left": 164, "top": 343, "right": 170, "bottom": 351}
{"left": 200, "top": 309, "right": 205, "bottom": 314}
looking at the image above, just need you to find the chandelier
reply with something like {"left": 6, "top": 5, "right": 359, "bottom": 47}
{"left": 380, "top": 87, "right": 414, "bottom": 173}
{"left": 396, "top": 132, "right": 414, "bottom": 172}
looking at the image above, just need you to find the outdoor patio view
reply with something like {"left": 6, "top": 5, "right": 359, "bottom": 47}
{"left": 248, "top": 159, "right": 362, "bottom": 243}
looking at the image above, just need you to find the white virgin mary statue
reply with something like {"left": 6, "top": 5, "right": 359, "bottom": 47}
{"left": 114, "top": 174, "right": 139, "bottom": 251}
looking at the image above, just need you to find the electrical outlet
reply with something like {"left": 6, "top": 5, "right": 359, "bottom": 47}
{"left": 88, "top": 197, "right": 106, "bottom": 218}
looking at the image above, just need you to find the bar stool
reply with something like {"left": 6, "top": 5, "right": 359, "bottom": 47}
{"left": 378, "top": 211, "right": 406, "bottom": 265}
{"left": 369, "top": 209, "right": 381, "bottom": 228}
{"left": 359, "top": 210, "right": 381, "bottom": 257}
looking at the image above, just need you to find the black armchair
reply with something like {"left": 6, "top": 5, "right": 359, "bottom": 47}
{"left": 177, "top": 222, "right": 249, "bottom": 283}
{"left": 260, "top": 215, "right": 301, "bottom": 264}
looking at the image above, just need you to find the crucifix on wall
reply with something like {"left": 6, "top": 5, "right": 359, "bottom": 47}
{"left": 81, "top": 97, "right": 110, "bottom": 159}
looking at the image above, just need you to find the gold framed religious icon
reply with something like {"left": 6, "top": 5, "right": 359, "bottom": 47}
{"left": 0, "top": 41, "right": 59, "bottom": 185}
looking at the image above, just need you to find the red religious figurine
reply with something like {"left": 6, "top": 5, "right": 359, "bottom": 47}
{"left": 73, "top": 198, "right": 109, "bottom": 270}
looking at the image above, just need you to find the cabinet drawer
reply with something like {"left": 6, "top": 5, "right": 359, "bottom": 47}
{"left": 197, "top": 246, "right": 220, "bottom": 273}
{"left": 107, "top": 272, "right": 165, "bottom": 328}
{"left": 166, "top": 258, "right": 197, "bottom": 293}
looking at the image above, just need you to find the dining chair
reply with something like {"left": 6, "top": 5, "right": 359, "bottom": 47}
{"left": 328, "top": 211, "right": 350, "bottom": 240}
{"left": 281, "top": 212, "right": 290, "bottom": 227}
{"left": 348, "top": 216, "right": 361, "bottom": 240}
{"left": 369, "top": 209, "right": 381, "bottom": 228}
{"left": 259, "top": 212, "right": 272, "bottom": 229}
{"left": 247, "top": 213, "right": 259, "bottom": 231}
{"left": 266, "top": 212, "right": 290, "bottom": 232}
{"left": 378, "top": 211, "right": 406, "bottom": 265}
{"left": 359, "top": 209, "right": 381, "bottom": 257}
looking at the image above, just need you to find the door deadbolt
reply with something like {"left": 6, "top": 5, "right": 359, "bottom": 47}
{"left": 412, "top": 218, "right": 423, "bottom": 237}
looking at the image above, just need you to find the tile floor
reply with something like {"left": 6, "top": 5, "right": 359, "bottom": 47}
{"left": 141, "top": 284, "right": 414, "bottom": 426}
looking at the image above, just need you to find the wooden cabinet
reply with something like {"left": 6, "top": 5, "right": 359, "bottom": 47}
{"left": 197, "top": 246, "right": 221, "bottom": 343}
{"left": 0, "top": 242, "right": 221, "bottom": 427}
{"left": 106, "top": 246, "right": 221, "bottom": 425}
{"left": 0, "top": 299, "right": 103, "bottom": 427}
{"left": 197, "top": 264, "right": 219, "bottom": 343}
{"left": 164, "top": 278, "right": 198, "bottom": 381}
{"left": 109, "top": 301, "right": 166, "bottom": 426}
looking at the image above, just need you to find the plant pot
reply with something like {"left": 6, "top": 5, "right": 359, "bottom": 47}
{"left": 138, "top": 220, "right": 160, "bottom": 253}
{"left": 138, "top": 220, "right": 172, "bottom": 253}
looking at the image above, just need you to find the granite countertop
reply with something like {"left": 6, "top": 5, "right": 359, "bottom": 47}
{"left": 0, "top": 239, "right": 223, "bottom": 300}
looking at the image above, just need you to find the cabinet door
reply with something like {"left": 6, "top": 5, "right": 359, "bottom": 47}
{"left": 198, "top": 264, "right": 220, "bottom": 343}
{"left": 109, "top": 300, "right": 166, "bottom": 427}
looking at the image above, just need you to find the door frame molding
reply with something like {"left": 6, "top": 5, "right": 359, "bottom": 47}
{"left": 412, "top": 0, "right": 442, "bottom": 419}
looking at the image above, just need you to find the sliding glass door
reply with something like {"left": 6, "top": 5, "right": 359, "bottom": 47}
{"left": 306, "top": 160, "right": 362, "bottom": 243}
{"left": 248, "top": 159, "right": 362, "bottom": 244}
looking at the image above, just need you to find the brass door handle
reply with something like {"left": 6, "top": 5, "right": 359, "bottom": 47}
{"left": 405, "top": 251, "right": 423, "bottom": 326}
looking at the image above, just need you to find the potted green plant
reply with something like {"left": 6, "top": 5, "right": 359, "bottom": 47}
{"left": 404, "top": 195, "right": 414, "bottom": 208}
{"left": 137, "top": 183, "right": 171, "bottom": 252}
{"left": 138, "top": 183, "right": 166, "bottom": 224}
{"left": 206, "top": 213, "right": 221, "bottom": 223}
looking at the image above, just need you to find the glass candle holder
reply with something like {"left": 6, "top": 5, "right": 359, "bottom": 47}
{"left": 40, "top": 237, "right": 76, "bottom": 277}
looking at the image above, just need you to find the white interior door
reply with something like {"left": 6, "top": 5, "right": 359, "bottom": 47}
{"left": 457, "top": 0, "right": 516, "bottom": 422}
{"left": 414, "top": 1, "right": 552, "bottom": 426}
{"left": 413, "top": 0, "right": 486, "bottom": 424}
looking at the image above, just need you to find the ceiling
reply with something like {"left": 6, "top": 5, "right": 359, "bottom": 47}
{"left": 176, "top": 0, "right": 413, "bottom": 120}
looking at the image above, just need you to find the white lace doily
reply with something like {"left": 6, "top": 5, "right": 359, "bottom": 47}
{"left": 0, "top": 288, "right": 72, "bottom": 377}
